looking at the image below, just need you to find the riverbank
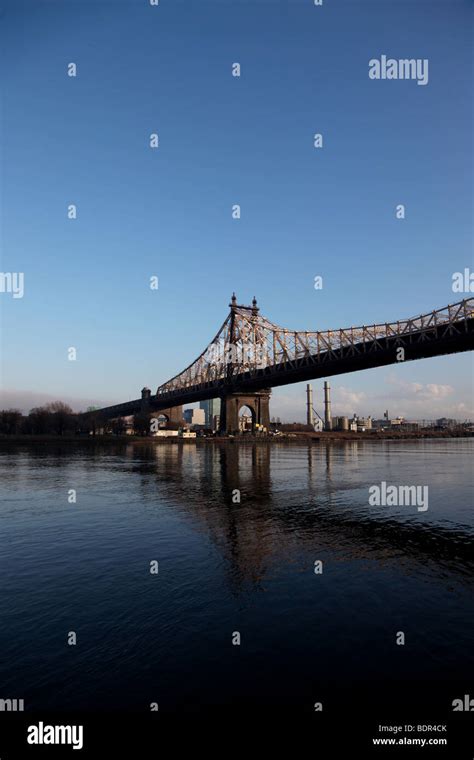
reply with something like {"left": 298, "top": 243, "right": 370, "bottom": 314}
{"left": 0, "top": 429, "right": 472, "bottom": 444}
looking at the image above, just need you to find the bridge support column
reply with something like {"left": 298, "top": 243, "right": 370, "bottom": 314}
{"left": 219, "top": 389, "right": 271, "bottom": 435}
{"left": 141, "top": 390, "right": 183, "bottom": 425}
{"left": 160, "top": 406, "right": 184, "bottom": 424}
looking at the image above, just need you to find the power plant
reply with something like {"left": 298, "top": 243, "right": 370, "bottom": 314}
{"left": 305, "top": 381, "right": 332, "bottom": 431}
{"left": 303, "top": 385, "right": 391, "bottom": 433}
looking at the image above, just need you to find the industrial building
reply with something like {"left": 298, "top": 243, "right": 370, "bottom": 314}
{"left": 306, "top": 382, "right": 373, "bottom": 432}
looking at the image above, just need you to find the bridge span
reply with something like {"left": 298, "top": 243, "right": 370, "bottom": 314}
{"left": 86, "top": 296, "right": 474, "bottom": 433}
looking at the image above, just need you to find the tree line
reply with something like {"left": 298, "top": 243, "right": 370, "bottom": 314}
{"left": 0, "top": 403, "right": 149, "bottom": 436}
{"left": 0, "top": 402, "right": 78, "bottom": 435}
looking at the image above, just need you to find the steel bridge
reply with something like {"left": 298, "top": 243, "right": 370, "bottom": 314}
{"left": 88, "top": 295, "right": 474, "bottom": 433}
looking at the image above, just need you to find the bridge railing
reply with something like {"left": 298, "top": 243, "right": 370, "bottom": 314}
{"left": 266, "top": 299, "right": 473, "bottom": 361}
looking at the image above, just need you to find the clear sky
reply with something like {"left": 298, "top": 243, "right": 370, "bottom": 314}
{"left": 1, "top": 0, "right": 473, "bottom": 421}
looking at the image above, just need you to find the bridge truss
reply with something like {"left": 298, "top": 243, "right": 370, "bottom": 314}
{"left": 85, "top": 295, "right": 473, "bottom": 422}
{"left": 156, "top": 295, "right": 474, "bottom": 396}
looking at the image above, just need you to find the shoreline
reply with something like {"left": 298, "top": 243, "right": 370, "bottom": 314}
{"left": 0, "top": 430, "right": 472, "bottom": 444}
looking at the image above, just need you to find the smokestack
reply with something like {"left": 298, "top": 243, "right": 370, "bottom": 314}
{"left": 324, "top": 381, "right": 332, "bottom": 430}
{"left": 306, "top": 384, "right": 314, "bottom": 427}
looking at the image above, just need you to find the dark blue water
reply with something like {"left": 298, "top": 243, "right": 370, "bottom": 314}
{"left": 0, "top": 439, "right": 473, "bottom": 715}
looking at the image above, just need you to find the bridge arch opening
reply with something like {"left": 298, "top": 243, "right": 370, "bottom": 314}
{"left": 238, "top": 404, "right": 256, "bottom": 433}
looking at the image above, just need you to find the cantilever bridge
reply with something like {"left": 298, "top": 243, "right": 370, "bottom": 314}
{"left": 88, "top": 295, "right": 474, "bottom": 433}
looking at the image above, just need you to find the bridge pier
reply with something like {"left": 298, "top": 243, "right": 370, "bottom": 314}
{"left": 220, "top": 389, "right": 271, "bottom": 435}
{"left": 156, "top": 406, "right": 184, "bottom": 425}
{"left": 141, "top": 388, "right": 183, "bottom": 425}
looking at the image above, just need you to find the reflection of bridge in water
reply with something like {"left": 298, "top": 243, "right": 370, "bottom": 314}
{"left": 87, "top": 296, "right": 474, "bottom": 433}
{"left": 123, "top": 441, "right": 474, "bottom": 591}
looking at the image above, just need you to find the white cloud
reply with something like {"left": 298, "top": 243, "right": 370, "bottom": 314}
{"left": 386, "top": 375, "right": 454, "bottom": 401}
{"left": 271, "top": 375, "right": 472, "bottom": 423}
{"left": 332, "top": 386, "right": 367, "bottom": 410}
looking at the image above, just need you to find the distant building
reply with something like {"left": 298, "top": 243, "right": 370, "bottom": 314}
{"left": 436, "top": 417, "right": 457, "bottom": 429}
{"left": 372, "top": 416, "right": 404, "bottom": 429}
{"left": 332, "top": 416, "right": 349, "bottom": 431}
{"left": 184, "top": 408, "right": 206, "bottom": 426}
{"left": 401, "top": 421, "right": 420, "bottom": 431}
{"left": 200, "top": 399, "right": 220, "bottom": 429}
{"left": 331, "top": 415, "right": 373, "bottom": 432}
{"left": 239, "top": 414, "right": 252, "bottom": 432}
{"left": 372, "top": 417, "right": 422, "bottom": 430}
{"left": 390, "top": 417, "right": 404, "bottom": 426}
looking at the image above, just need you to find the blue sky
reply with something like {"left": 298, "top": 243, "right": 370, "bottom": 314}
{"left": 1, "top": 0, "right": 473, "bottom": 420}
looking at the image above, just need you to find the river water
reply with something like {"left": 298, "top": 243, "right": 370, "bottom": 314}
{"left": 0, "top": 439, "right": 473, "bottom": 719}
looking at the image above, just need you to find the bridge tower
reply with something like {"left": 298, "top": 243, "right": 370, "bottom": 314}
{"left": 219, "top": 294, "right": 271, "bottom": 434}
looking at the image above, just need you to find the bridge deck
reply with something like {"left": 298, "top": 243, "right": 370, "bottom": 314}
{"left": 86, "top": 311, "right": 474, "bottom": 420}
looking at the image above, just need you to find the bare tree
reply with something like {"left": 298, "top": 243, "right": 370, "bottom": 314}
{"left": 0, "top": 409, "right": 23, "bottom": 435}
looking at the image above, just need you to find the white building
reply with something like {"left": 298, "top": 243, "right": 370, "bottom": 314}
{"left": 184, "top": 408, "right": 206, "bottom": 426}
{"left": 239, "top": 414, "right": 253, "bottom": 432}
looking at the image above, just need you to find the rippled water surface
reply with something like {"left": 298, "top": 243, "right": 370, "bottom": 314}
{"left": 0, "top": 439, "right": 473, "bottom": 713}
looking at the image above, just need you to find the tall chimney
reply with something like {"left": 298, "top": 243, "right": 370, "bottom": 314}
{"left": 306, "top": 384, "right": 314, "bottom": 427}
{"left": 324, "top": 381, "right": 332, "bottom": 430}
